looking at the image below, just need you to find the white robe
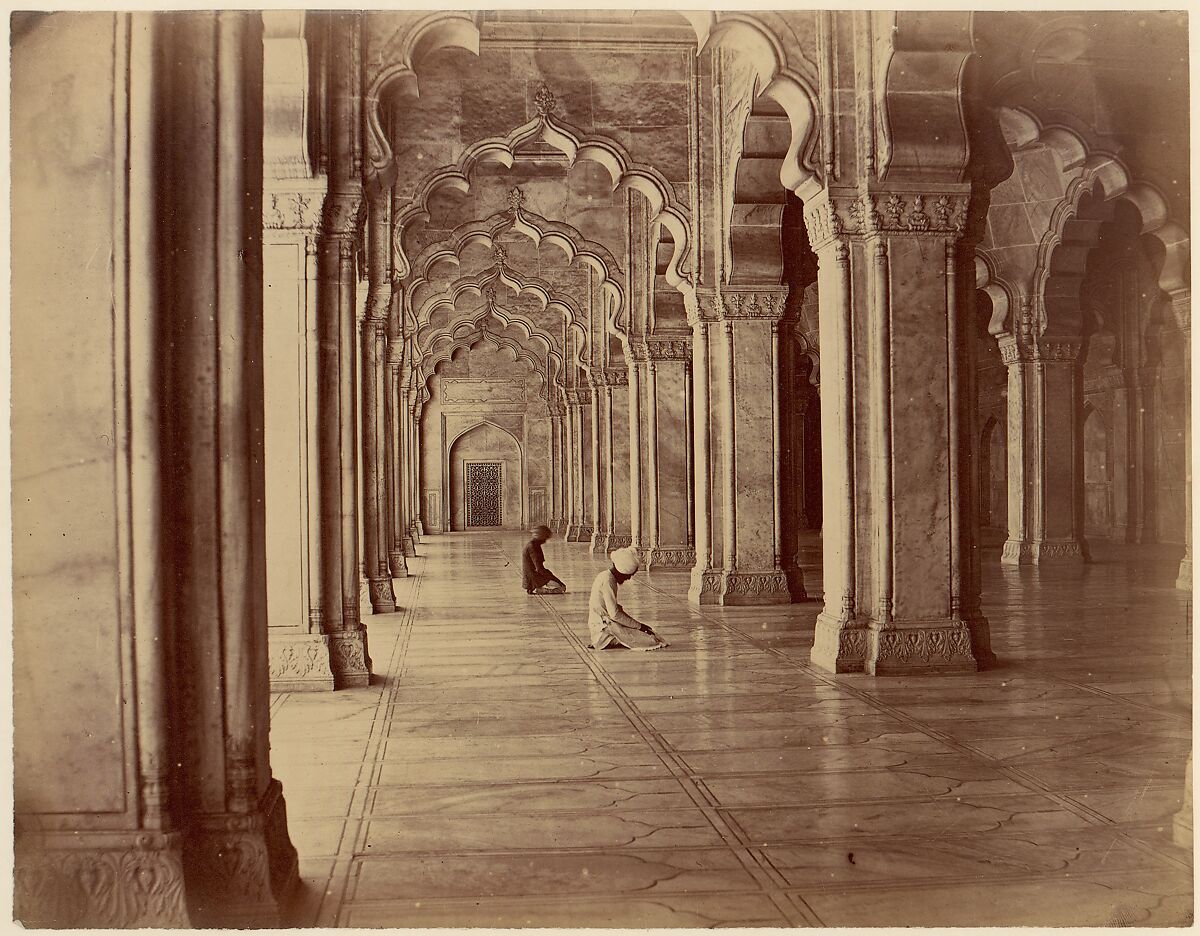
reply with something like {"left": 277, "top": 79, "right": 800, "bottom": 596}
{"left": 587, "top": 569, "right": 666, "bottom": 650}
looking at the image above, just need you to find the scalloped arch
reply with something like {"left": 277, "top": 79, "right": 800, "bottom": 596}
{"left": 404, "top": 207, "right": 624, "bottom": 327}
{"left": 390, "top": 113, "right": 692, "bottom": 291}
{"left": 974, "top": 249, "right": 1014, "bottom": 337}
{"left": 686, "top": 14, "right": 822, "bottom": 199}
{"left": 987, "top": 107, "right": 1189, "bottom": 335}
{"left": 421, "top": 324, "right": 557, "bottom": 405}
{"left": 365, "top": 13, "right": 482, "bottom": 189}
{"left": 414, "top": 266, "right": 591, "bottom": 375}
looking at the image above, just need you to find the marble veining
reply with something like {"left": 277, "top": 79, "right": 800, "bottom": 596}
{"left": 272, "top": 533, "right": 1191, "bottom": 928}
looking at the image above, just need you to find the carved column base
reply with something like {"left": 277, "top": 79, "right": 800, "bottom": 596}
{"left": 687, "top": 567, "right": 723, "bottom": 605}
{"left": 810, "top": 612, "right": 868, "bottom": 673}
{"left": 329, "top": 626, "right": 371, "bottom": 688}
{"left": 268, "top": 632, "right": 336, "bottom": 692}
{"left": 712, "top": 569, "right": 792, "bottom": 606}
{"left": 182, "top": 779, "right": 299, "bottom": 927}
{"left": 644, "top": 546, "right": 696, "bottom": 571}
{"left": 1001, "top": 538, "right": 1087, "bottom": 565}
{"left": 367, "top": 576, "right": 396, "bottom": 614}
{"left": 402, "top": 534, "right": 416, "bottom": 557}
{"left": 1176, "top": 552, "right": 1192, "bottom": 591}
{"left": 604, "top": 532, "right": 633, "bottom": 552}
{"left": 866, "top": 622, "right": 979, "bottom": 676}
{"left": 415, "top": 520, "right": 425, "bottom": 537}
{"left": 590, "top": 530, "right": 610, "bottom": 555}
{"left": 389, "top": 549, "right": 409, "bottom": 578}
{"left": 15, "top": 830, "right": 190, "bottom": 927}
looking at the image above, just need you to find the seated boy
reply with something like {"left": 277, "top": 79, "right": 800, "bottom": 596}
{"left": 522, "top": 525, "right": 567, "bottom": 595}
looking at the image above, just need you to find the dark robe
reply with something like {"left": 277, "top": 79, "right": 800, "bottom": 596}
{"left": 521, "top": 540, "right": 560, "bottom": 591}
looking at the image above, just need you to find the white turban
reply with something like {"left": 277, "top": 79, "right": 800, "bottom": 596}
{"left": 609, "top": 547, "right": 640, "bottom": 575}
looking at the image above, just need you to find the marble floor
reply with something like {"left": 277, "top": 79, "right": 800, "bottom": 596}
{"left": 271, "top": 533, "right": 1193, "bottom": 927}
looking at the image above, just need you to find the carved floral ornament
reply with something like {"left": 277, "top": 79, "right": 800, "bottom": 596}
{"left": 803, "top": 190, "right": 972, "bottom": 252}
{"left": 696, "top": 289, "right": 788, "bottom": 323}
{"left": 264, "top": 190, "right": 325, "bottom": 231}
{"left": 646, "top": 338, "right": 691, "bottom": 361}
{"left": 996, "top": 333, "right": 1082, "bottom": 364}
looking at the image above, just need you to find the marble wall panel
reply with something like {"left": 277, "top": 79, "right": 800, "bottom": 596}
{"left": 1042, "top": 366, "right": 1077, "bottom": 541}
{"left": 12, "top": 12, "right": 131, "bottom": 816}
{"left": 263, "top": 241, "right": 307, "bottom": 632}
{"left": 885, "top": 235, "right": 951, "bottom": 621}
{"left": 731, "top": 322, "right": 777, "bottom": 570}
{"left": 656, "top": 365, "right": 691, "bottom": 547}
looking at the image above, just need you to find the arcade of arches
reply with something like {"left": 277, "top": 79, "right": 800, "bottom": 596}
{"left": 11, "top": 9, "right": 1193, "bottom": 927}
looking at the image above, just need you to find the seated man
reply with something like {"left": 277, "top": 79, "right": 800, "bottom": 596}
{"left": 587, "top": 547, "right": 668, "bottom": 651}
{"left": 522, "top": 525, "right": 567, "bottom": 595}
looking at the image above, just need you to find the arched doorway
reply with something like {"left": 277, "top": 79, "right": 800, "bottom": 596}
{"left": 980, "top": 414, "right": 1007, "bottom": 534}
{"left": 1083, "top": 401, "right": 1113, "bottom": 538}
{"left": 448, "top": 421, "right": 524, "bottom": 531}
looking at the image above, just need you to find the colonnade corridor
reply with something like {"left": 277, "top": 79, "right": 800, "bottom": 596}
{"left": 269, "top": 533, "right": 1191, "bottom": 928}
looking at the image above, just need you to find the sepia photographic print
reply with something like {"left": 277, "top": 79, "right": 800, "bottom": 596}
{"left": 9, "top": 6, "right": 1194, "bottom": 928}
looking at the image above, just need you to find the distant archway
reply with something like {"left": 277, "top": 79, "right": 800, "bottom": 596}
{"left": 447, "top": 421, "right": 524, "bottom": 531}
{"left": 980, "top": 415, "right": 1007, "bottom": 532}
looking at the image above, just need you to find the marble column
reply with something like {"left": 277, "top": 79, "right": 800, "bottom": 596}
{"left": 804, "top": 187, "right": 993, "bottom": 675}
{"left": 688, "top": 320, "right": 720, "bottom": 602}
{"left": 569, "top": 388, "right": 595, "bottom": 542}
{"left": 401, "top": 387, "right": 417, "bottom": 556}
{"left": 627, "top": 362, "right": 644, "bottom": 551}
{"left": 1173, "top": 291, "right": 1191, "bottom": 590}
{"left": 13, "top": 13, "right": 300, "bottom": 926}
{"left": 549, "top": 410, "right": 564, "bottom": 531}
{"left": 411, "top": 397, "right": 425, "bottom": 541}
{"left": 590, "top": 378, "right": 609, "bottom": 553}
{"left": 688, "top": 288, "right": 794, "bottom": 605}
{"left": 644, "top": 337, "right": 696, "bottom": 570}
{"left": 384, "top": 357, "right": 410, "bottom": 571}
{"left": 605, "top": 368, "right": 634, "bottom": 551}
{"left": 998, "top": 334, "right": 1089, "bottom": 565}
{"left": 564, "top": 398, "right": 580, "bottom": 539}
{"left": 360, "top": 192, "right": 396, "bottom": 613}
{"left": 329, "top": 233, "right": 372, "bottom": 683}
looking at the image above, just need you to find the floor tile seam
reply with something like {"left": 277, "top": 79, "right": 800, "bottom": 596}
{"left": 780, "top": 890, "right": 828, "bottom": 927}
{"left": 769, "top": 866, "right": 1194, "bottom": 896}
{"left": 774, "top": 863, "right": 1198, "bottom": 898}
{"left": 337, "top": 888, "right": 798, "bottom": 909}
{"left": 488, "top": 570, "right": 796, "bottom": 906}
{"left": 314, "top": 788, "right": 1089, "bottom": 820}
{"left": 311, "top": 855, "right": 356, "bottom": 928}
{"left": 313, "top": 568, "right": 426, "bottom": 927}
{"left": 338, "top": 888, "right": 802, "bottom": 909}
{"left": 692, "top": 638, "right": 1146, "bottom": 814}
{"left": 1048, "top": 678, "right": 1192, "bottom": 722}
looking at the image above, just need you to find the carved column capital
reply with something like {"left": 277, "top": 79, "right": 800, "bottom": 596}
{"left": 696, "top": 286, "right": 789, "bottom": 324}
{"left": 803, "top": 186, "right": 973, "bottom": 252}
{"left": 647, "top": 336, "right": 693, "bottom": 360}
{"left": 604, "top": 367, "right": 629, "bottom": 387}
{"left": 322, "top": 192, "right": 363, "bottom": 239}
{"left": 997, "top": 333, "right": 1082, "bottom": 365}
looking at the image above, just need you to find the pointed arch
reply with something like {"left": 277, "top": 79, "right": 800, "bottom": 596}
{"left": 390, "top": 111, "right": 692, "bottom": 290}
